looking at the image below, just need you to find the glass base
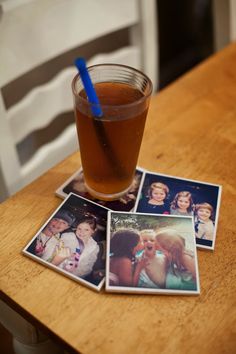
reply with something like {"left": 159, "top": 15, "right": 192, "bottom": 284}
{"left": 85, "top": 183, "right": 132, "bottom": 201}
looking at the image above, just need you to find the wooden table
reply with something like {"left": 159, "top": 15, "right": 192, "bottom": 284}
{"left": 1, "top": 43, "right": 236, "bottom": 354}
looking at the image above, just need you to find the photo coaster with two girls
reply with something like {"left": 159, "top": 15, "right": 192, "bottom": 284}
{"left": 23, "top": 193, "right": 109, "bottom": 292}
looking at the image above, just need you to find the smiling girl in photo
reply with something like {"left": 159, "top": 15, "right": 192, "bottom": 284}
{"left": 56, "top": 216, "right": 100, "bottom": 278}
{"left": 138, "top": 182, "right": 170, "bottom": 214}
{"left": 170, "top": 191, "right": 194, "bottom": 216}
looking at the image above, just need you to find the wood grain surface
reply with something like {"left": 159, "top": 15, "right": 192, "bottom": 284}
{"left": 0, "top": 43, "right": 236, "bottom": 354}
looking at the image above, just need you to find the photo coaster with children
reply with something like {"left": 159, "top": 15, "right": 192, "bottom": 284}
{"left": 55, "top": 167, "right": 145, "bottom": 213}
{"left": 134, "top": 171, "right": 222, "bottom": 250}
{"left": 106, "top": 211, "right": 200, "bottom": 295}
{"left": 23, "top": 193, "right": 109, "bottom": 291}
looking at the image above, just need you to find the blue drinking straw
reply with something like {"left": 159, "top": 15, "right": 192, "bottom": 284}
{"left": 74, "top": 58, "right": 103, "bottom": 117}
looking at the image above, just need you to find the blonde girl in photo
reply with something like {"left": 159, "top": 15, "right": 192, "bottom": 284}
{"left": 170, "top": 191, "right": 194, "bottom": 216}
{"left": 138, "top": 182, "right": 170, "bottom": 214}
{"left": 154, "top": 229, "right": 197, "bottom": 291}
{"left": 136, "top": 229, "right": 167, "bottom": 288}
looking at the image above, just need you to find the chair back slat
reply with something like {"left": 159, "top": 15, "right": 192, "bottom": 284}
{"left": 21, "top": 124, "right": 78, "bottom": 186}
{"left": 9, "top": 67, "right": 76, "bottom": 144}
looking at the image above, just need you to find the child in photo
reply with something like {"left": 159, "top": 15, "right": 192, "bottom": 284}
{"left": 54, "top": 216, "right": 100, "bottom": 279}
{"left": 63, "top": 172, "right": 88, "bottom": 198}
{"left": 138, "top": 182, "right": 170, "bottom": 214}
{"left": 34, "top": 209, "right": 75, "bottom": 263}
{"left": 119, "top": 173, "right": 141, "bottom": 205}
{"left": 170, "top": 191, "right": 194, "bottom": 216}
{"left": 140, "top": 229, "right": 156, "bottom": 246}
{"left": 195, "top": 202, "right": 215, "bottom": 241}
{"left": 154, "top": 229, "right": 197, "bottom": 290}
{"left": 136, "top": 229, "right": 166, "bottom": 288}
{"left": 109, "top": 229, "right": 144, "bottom": 287}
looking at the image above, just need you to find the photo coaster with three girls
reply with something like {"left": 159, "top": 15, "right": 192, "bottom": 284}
{"left": 23, "top": 167, "right": 221, "bottom": 294}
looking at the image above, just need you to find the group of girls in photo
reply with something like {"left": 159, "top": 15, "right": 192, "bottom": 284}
{"left": 137, "top": 181, "right": 215, "bottom": 241}
{"left": 30, "top": 209, "right": 105, "bottom": 284}
{"left": 109, "top": 227, "right": 197, "bottom": 291}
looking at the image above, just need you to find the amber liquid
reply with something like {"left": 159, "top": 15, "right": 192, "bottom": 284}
{"left": 75, "top": 82, "right": 149, "bottom": 199}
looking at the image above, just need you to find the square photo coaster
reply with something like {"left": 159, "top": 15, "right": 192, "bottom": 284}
{"left": 106, "top": 211, "right": 200, "bottom": 295}
{"left": 56, "top": 167, "right": 145, "bottom": 212}
{"left": 23, "top": 193, "right": 109, "bottom": 291}
{"left": 134, "top": 171, "right": 222, "bottom": 250}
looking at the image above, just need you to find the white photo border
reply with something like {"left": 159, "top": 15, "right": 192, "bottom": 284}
{"left": 134, "top": 170, "right": 222, "bottom": 251}
{"left": 22, "top": 192, "right": 109, "bottom": 292}
{"left": 105, "top": 211, "right": 200, "bottom": 295}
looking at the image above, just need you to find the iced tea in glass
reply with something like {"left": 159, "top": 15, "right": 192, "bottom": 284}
{"left": 72, "top": 64, "right": 152, "bottom": 200}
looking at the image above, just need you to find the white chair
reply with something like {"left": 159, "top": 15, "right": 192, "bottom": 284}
{"left": 0, "top": 1, "right": 158, "bottom": 353}
{"left": 0, "top": 0, "right": 158, "bottom": 202}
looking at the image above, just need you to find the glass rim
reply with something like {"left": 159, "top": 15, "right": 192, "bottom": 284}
{"left": 71, "top": 63, "right": 153, "bottom": 110}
